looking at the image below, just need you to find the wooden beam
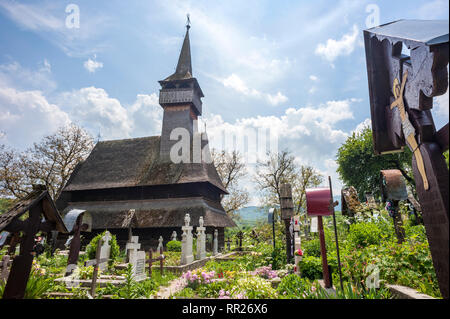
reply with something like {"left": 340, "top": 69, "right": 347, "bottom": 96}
{"left": 436, "top": 123, "right": 449, "bottom": 152}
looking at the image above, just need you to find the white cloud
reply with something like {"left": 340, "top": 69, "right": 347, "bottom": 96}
{"left": 220, "top": 73, "right": 288, "bottom": 106}
{"left": 309, "top": 75, "right": 319, "bottom": 82}
{"left": 55, "top": 87, "right": 163, "bottom": 140}
{"left": 315, "top": 24, "right": 359, "bottom": 63}
{"left": 0, "top": 61, "right": 56, "bottom": 93}
{"left": 0, "top": 1, "right": 111, "bottom": 57}
{"left": 266, "top": 91, "right": 288, "bottom": 106}
{"left": 0, "top": 87, "right": 71, "bottom": 148}
{"left": 84, "top": 56, "right": 103, "bottom": 73}
{"left": 353, "top": 118, "right": 372, "bottom": 135}
{"left": 435, "top": 89, "right": 449, "bottom": 119}
{"left": 416, "top": 0, "right": 449, "bottom": 19}
{"left": 204, "top": 98, "right": 356, "bottom": 164}
{"left": 57, "top": 87, "right": 132, "bottom": 139}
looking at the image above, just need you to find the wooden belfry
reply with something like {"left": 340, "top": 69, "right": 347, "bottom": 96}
{"left": 364, "top": 20, "right": 449, "bottom": 298}
{"left": 0, "top": 186, "right": 68, "bottom": 299}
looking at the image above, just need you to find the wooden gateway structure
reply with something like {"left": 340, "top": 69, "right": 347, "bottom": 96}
{"left": 364, "top": 20, "right": 449, "bottom": 298}
{"left": 56, "top": 22, "right": 236, "bottom": 250}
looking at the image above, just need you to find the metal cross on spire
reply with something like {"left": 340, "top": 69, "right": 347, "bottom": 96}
{"left": 186, "top": 13, "right": 191, "bottom": 30}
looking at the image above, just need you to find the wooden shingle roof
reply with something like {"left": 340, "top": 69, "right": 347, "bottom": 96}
{"left": 63, "top": 136, "right": 227, "bottom": 193}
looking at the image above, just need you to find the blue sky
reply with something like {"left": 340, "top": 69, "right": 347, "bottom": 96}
{"left": 0, "top": 0, "right": 448, "bottom": 205}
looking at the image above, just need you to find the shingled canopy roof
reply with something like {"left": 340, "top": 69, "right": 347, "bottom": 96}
{"left": 61, "top": 197, "right": 236, "bottom": 229}
{"left": 0, "top": 187, "right": 68, "bottom": 233}
{"left": 63, "top": 136, "right": 227, "bottom": 193}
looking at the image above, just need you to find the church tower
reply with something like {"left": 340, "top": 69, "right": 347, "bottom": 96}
{"left": 158, "top": 20, "right": 204, "bottom": 160}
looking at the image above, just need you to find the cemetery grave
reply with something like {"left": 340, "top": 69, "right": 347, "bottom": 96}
{"left": 0, "top": 17, "right": 448, "bottom": 301}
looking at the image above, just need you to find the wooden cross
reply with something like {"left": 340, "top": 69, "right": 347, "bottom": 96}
{"left": 0, "top": 255, "right": 11, "bottom": 282}
{"left": 84, "top": 239, "right": 107, "bottom": 298}
{"left": 390, "top": 70, "right": 429, "bottom": 190}
{"left": 147, "top": 246, "right": 165, "bottom": 278}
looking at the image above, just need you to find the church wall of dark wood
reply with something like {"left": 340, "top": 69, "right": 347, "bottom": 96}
{"left": 64, "top": 183, "right": 221, "bottom": 204}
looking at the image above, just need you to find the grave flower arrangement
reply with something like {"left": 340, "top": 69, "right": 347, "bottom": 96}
{"left": 294, "top": 249, "right": 303, "bottom": 257}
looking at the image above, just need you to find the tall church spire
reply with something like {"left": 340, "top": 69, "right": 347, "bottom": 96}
{"left": 158, "top": 17, "right": 204, "bottom": 160}
{"left": 163, "top": 16, "right": 193, "bottom": 81}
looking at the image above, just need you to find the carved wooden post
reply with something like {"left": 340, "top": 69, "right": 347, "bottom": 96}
{"left": 7, "top": 232, "right": 20, "bottom": 256}
{"left": 90, "top": 238, "right": 103, "bottom": 298}
{"left": 317, "top": 216, "right": 331, "bottom": 288}
{"left": 0, "top": 255, "right": 10, "bottom": 282}
{"left": 148, "top": 249, "right": 153, "bottom": 279}
{"left": 364, "top": 20, "right": 449, "bottom": 298}
{"left": 3, "top": 202, "right": 42, "bottom": 299}
{"left": 280, "top": 183, "right": 294, "bottom": 263}
{"left": 66, "top": 215, "right": 84, "bottom": 276}
{"left": 159, "top": 246, "right": 164, "bottom": 276}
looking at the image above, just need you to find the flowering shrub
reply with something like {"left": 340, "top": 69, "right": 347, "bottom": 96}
{"left": 182, "top": 269, "right": 216, "bottom": 289}
{"left": 250, "top": 265, "right": 278, "bottom": 279}
{"left": 229, "top": 275, "right": 278, "bottom": 299}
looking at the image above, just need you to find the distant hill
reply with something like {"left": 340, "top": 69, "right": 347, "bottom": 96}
{"left": 234, "top": 206, "right": 268, "bottom": 227}
{"left": 234, "top": 196, "right": 342, "bottom": 227}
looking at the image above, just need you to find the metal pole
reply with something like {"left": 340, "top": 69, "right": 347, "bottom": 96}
{"left": 318, "top": 216, "right": 331, "bottom": 288}
{"left": 273, "top": 209, "right": 276, "bottom": 250}
{"left": 329, "top": 176, "right": 344, "bottom": 291}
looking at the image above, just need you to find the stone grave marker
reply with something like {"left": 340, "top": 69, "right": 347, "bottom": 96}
{"left": 99, "top": 231, "right": 112, "bottom": 271}
{"left": 181, "top": 214, "right": 194, "bottom": 265}
{"left": 157, "top": 236, "right": 164, "bottom": 252}
{"left": 213, "top": 229, "right": 218, "bottom": 256}
{"left": 196, "top": 216, "right": 206, "bottom": 260}
{"left": 126, "top": 236, "right": 146, "bottom": 281}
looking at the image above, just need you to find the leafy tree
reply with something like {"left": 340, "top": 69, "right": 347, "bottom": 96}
{"left": 254, "top": 150, "right": 298, "bottom": 211}
{"left": 0, "top": 124, "right": 94, "bottom": 200}
{"left": 211, "top": 149, "right": 249, "bottom": 220}
{"left": 336, "top": 126, "right": 413, "bottom": 200}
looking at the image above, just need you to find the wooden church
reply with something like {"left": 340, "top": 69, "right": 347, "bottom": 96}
{"left": 56, "top": 22, "right": 236, "bottom": 250}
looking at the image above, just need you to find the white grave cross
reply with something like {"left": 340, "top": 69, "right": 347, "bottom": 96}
{"left": 196, "top": 216, "right": 206, "bottom": 260}
{"left": 99, "top": 231, "right": 112, "bottom": 271}
{"left": 181, "top": 213, "right": 194, "bottom": 265}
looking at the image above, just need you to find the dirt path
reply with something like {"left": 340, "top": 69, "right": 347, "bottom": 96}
{"left": 154, "top": 276, "right": 187, "bottom": 299}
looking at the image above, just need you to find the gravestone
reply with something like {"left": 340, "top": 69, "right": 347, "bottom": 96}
{"left": 126, "top": 236, "right": 141, "bottom": 260}
{"left": 126, "top": 236, "right": 146, "bottom": 281}
{"left": 99, "top": 231, "right": 112, "bottom": 271}
{"left": 196, "top": 216, "right": 206, "bottom": 260}
{"left": 132, "top": 251, "right": 147, "bottom": 281}
{"left": 157, "top": 236, "right": 164, "bottom": 252}
{"left": 180, "top": 214, "right": 194, "bottom": 265}
{"left": 171, "top": 231, "right": 177, "bottom": 241}
{"left": 213, "top": 229, "right": 218, "bottom": 256}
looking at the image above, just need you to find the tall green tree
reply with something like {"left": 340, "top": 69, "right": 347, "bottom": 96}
{"left": 336, "top": 125, "right": 413, "bottom": 200}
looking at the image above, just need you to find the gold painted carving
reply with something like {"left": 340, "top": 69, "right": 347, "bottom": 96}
{"left": 390, "top": 70, "right": 429, "bottom": 190}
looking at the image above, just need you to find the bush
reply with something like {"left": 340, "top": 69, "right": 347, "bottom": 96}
{"left": 85, "top": 231, "right": 120, "bottom": 265}
{"left": 230, "top": 275, "right": 278, "bottom": 299}
{"left": 347, "top": 222, "right": 382, "bottom": 248}
{"left": 299, "top": 256, "right": 323, "bottom": 280}
{"left": 302, "top": 239, "right": 321, "bottom": 258}
{"left": 166, "top": 240, "right": 181, "bottom": 252}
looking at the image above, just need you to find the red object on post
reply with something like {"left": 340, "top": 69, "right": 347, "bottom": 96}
{"left": 305, "top": 188, "right": 332, "bottom": 216}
